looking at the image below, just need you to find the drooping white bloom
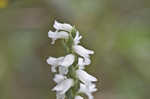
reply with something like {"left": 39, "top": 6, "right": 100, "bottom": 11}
{"left": 48, "top": 30, "right": 69, "bottom": 44}
{"left": 79, "top": 83, "right": 97, "bottom": 99}
{"left": 74, "top": 31, "right": 82, "bottom": 45}
{"left": 76, "top": 69, "right": 97, "bottom": 84}
{"left": 47, "top": 56, "right": 64, "bottom": 72}
{"left": 75, "top": 95, "right": 84, "bottom": 99}
{"left": 54, "top": 20, "right": 73, "bottom": 32}
{"left": 47, "top": 54, "right": 75, "bottom": 72}
{"left": 53, "top": 75, "right": 74, "bottom": 97}
{"left": 52, "top": 79, "right": 74, "bottom": 94}
{"left": 73, "top": 45, "right": 94, "bottom": 58}
{"left": 47, "top": 56, "right": 64, "bottom": 66}
{"left": 60, "top": 54, "right": 75, "bottom": 67}
{"left": 53, "top": 74, "right": 66, "bottom": 83}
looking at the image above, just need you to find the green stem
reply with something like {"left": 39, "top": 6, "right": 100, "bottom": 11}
{"left": 62, "top": 28, "right": 80, "bottom": 99}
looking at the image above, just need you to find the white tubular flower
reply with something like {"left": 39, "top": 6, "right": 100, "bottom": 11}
{"left": 54, "top": 20, "right": 73, "bottom": 32}
{"left": 52, "top": 79, "right": 74, "bottom": 94}
{"left": 47, "top": 54, "right": 74, "bottom": 73}
{"left": 47, "top": 56, "right": 64, "bottom": 72}
{"left": 60, "top": 54, "right": 75, "bottom": 67}
{"left": 73, "top": 45, "right": 94, "bottom": 58}
{"left": 79, "top": 83, "right": 97, "bottom": 99}
{"left": 74, "top": 31, "right": 82, "bottom": 45}
{"left": 78, "top": 57, "right": 91, "bottom": 69}
{"left": 75, "top": 95, "right": 84, "bottom": 99}
{"left": 76, "top": 69, "right": 97, "bottom": 84}
{"left": 53, "top": 74, "right": 66, "bottom": 83}
{"left": 48, "top": 30, "right": 69, "bottom": 44}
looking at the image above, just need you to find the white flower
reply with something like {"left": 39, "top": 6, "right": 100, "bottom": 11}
{"left": 47, "top": 54, "right": 75, "bottom": 72}
{"left": 53, "top": 74, "right": 66, "bottom": 83}
{"left": 48, "top": 30, "right": 69, "bottom": 44}
{"left": 54, "top": 20, "right": 73, "bottom": 32}
{"left": 56, "top": 92, "right": 65, "bottom": 99}
{"left": 78, "top": 57, "right": 91, "bottom": 69}
{"left": 74, "top": 31, "right": 82, "bottom": 45}
{"left": 73, "top": 45, "right": 94, "bottom": 58}
{"left": 58, "top": 66, "right": 68, "bottom": 75}
{"left": 79, "top": 83, "right": 97, "bottom": 99}
{"left": 52, "top": 79, "right": 74, "bottom": 94}
{"left": 60, "top": 54, "right": 75, "bottom": 67}
{"left": 78, "top": 57, "right": 85, "bottom": 69}
{"left": 47, "top": 56, "right": 64, "bottom": 72}
{"left": 76, "top": 69, "right": 97, "bottom": 84}
{"left": 75, "top": 95, "right": 84, "bottom": 99}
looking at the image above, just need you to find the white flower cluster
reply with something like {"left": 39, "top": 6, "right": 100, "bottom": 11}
{"left": 47, "top": 20, "right": 97, "bottom": 99}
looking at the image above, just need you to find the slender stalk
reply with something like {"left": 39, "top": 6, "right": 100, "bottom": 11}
{"left": 63, "top": 28, "right": 80, "bottom": 99}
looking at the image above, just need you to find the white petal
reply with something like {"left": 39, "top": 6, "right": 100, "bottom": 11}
{"left": 76, "top": 69, "right": 97, "bottom": 84}
{"left": 51, "top": 65, "right": 57, "bottom": 72}
{"left": 47, "top": 56, "right": 64, "bottom": 66}
{"left": 81, "top": 83, "right": 97, "bottom": 93}
{"left": 47, "top": 56, "right": 64, "bottom": 72}
{"left": 84, "top": 57, "right": 91, "bottom": 65}
{"left": 73, "top": 45, "right": 94, "bottom": 58}
{"left": 52, "top": 79, "right": 74, "bottom": 94}
{"left": 78, "top": 57, "right": 91, "bottom": 69}
{"left": 79, "top": 83, "right": 87, "bottom": 93}
{"left": 53, "top": 74, "right": 66, "bottom": 83}
{"left": 88, "top": 83, "right": 98, "bottom": 92}
{"left": 78, "top": 57, "right": 84, "bottom": 66}
{"left": 56, "top": 92, "right": 65, "bottom": 99}
{"left": 54, "top": 20, "right": 73, "bottom": 31}
{"left": 60, "top": 54, "right": 75, "bottom": 67}
{"left": 74, "top": 31, "right": 82, "bottom": 45}
{"left": 75, "top": 96, "right": 84, "bottom": 99}
{"left": 79, "top": 83, "right": 95, "bottom": 99}
{"left": 48, "top": 30, "right": 69, "bottom": 44}
{"left": 78, "top": 57, "right": 85, "bottom": 69}
{"left": 58, "top": 66, "right": 68, "bottom": 75}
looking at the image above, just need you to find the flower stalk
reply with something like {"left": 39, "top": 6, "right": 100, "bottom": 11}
{"left": 47, "top": 20, "right": 97, "bottom": 99}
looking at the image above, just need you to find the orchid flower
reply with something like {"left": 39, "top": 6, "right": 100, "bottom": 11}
{"left": 47, "top": 20, "right": 97, "bottom": 99}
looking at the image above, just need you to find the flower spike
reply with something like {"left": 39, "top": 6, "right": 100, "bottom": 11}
{"left": 47, "top": 20, "right": 97, "bottom": 99}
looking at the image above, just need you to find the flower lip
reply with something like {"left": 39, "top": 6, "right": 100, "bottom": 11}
{"left": 52, "top": 78, "right": 74, "bottom": 94}
{"left": 48, "top": 30, "right": 69, "bottom": 44}
{"left": 73, "top": 45, "right": 94, "bottom": 58}
{"left": 79, "top": 83, "right": 97, "bottom": 99}
{"left": 54, "top": 20, "right": 73, "bottom": 32}
{"left": 53, "top": 74, "right": 66, "bottom": 83}
{"left": 46, "top": 56, "right": 64, "bottom": 72}
{"left": 75, "top": 95, "right": 84, "bottom": 99}
{"left": 60, "top": 54, "right": 75, "bottom": 67}
{"left": 76, "top": 69, "right": 97, "bottom": 84}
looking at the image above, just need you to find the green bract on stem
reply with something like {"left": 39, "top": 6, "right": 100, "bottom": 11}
{"left": 47, "top": 20, "right": 97, "bottom": 99}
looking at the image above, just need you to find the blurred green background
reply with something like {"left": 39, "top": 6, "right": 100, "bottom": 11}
{"left": 0, "top": 0, "right": 150, "bottom": 99}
